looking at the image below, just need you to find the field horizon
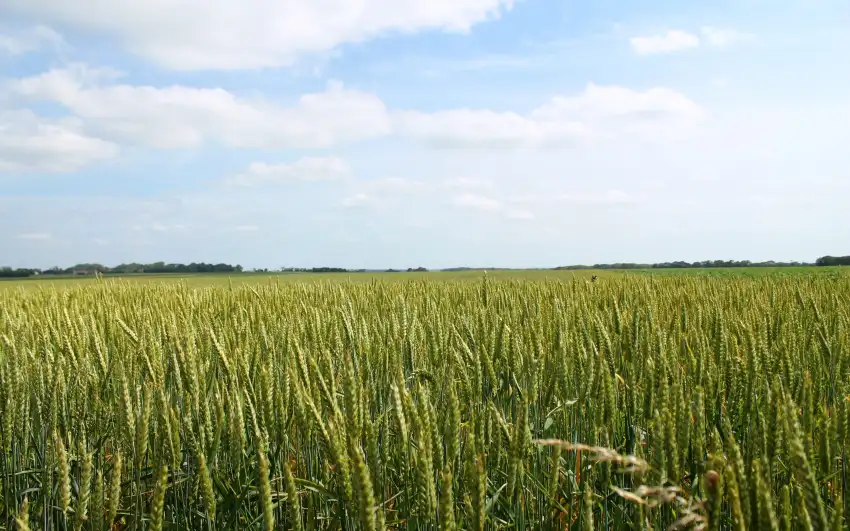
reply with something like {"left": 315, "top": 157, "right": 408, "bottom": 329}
{"left": 1, "top": 264, "right": 846, "bottom": 291}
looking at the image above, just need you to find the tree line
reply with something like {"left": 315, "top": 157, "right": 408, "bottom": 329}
{"left": 555, "top": 257, "right": 848, "bottom": 270}
{"left": 1, "top": 256, "right": 847, "bottom": 279}
{"left": 0, "top": 262, "right": 244, "bottom": 278}
{"left": 814, "top": 256, "right": 850, "bottom": 266}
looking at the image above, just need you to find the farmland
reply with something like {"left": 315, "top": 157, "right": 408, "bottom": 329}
{"left": 1, "top": 269, "right": 849, "bottom": 529}
{"left": 0, "top": 269, "right": 605, "bottom": 291}
{"left": 0, "top": 265, "right": 840, "bottom": 292}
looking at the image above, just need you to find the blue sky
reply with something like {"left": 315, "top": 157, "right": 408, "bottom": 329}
{"left": 1, "top": 0, "right": 848, "bottom": 269}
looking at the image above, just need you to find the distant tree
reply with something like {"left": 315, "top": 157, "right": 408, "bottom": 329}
{"left": 0, "top": 267, "right": 39, "bottom": 278}
{"left": 554, "top": 258, "right": 817, "bottom": 271}
{"left": 816, "top": 255, "right": 850, "bottom": 266}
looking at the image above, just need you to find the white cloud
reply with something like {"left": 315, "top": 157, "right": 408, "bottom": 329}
{"left": 630, "top": 30, "right": 700, "bottom": 55}
{"left": 451, "top": 193, "right": 501, "bottom": 211}
{"left": 5, "top": 67, "right": 703, "bottom": 154}
{"left": 395, "top": 83, "right": 704, "bottom": 147}
{"left": 8, "top": 67, "right": 391, "bottom": 149}
{"left": 227, "top": 157, "right": 351, "bottom": 186}
{"left": 16, "top": 232, "right": 52, "bottom": 240}
{"left": 700, "top": 27, "right": 751, "bottom": 47}
{"left": 394, "top": 108, "right": 584, "bottom": 148}
{"left": 2, "top": 100, "right": 846, "bottom": 269}
{"left": 0, "top": 109, "right": 118, "bottom": 172}
{"left": 629, "top": 27, "right": 750, "bottom": 55}
{"left": 0, "top": 25, "right": 65, "bottom": 55}
{"left": 532, "top": 84, "right": 703, "bottom": 123}
{"left": 1, "top": 0, "right": 515, "bottom": 70}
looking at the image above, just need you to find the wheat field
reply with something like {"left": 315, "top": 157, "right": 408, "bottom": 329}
{"left": 1, "top": 272, "right": 849, "bottom": 530}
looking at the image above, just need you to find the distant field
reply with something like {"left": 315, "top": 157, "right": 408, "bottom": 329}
{"left": 0, "top": 269, "right": 608, "bottom": 290}
{"left": 1, "top": 266, "right": 844, "bottom": 290}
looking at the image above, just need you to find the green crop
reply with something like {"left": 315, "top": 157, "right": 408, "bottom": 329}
{"left": 0, "top": 273, "right": 848, "bottom": 529}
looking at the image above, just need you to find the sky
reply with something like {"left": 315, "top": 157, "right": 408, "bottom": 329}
{"left": 1, "top": 0, "right": 848, "bottom": 270}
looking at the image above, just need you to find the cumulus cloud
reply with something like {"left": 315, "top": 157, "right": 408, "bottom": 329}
{"left": 630, "top": 27, "right": 750, "bottom": 55}
{"left": 0, "top": 109, "right": 118, "bottom": 172}
{"left": 394, "top": 108, "right": 585, "bottom": 148}
{"left": 395, "top": 83, "right": 704, "bottom": 147}
{"left": 1, "top": 0, "right": 515, "bottom": 70}
{"left": 0, "top": 24, "right": 65, "bottom": 55}
{"left": 227, "top": 157, "right": 351, "bottom": 186}
{"left": 630, "top": 30, "right": 700, "bottom": 55}
{"left": 7, "top": 66, "right": 392, "bottom": 149}
{"left": 3, "top": 68, "right": 704, "bottom": 165}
